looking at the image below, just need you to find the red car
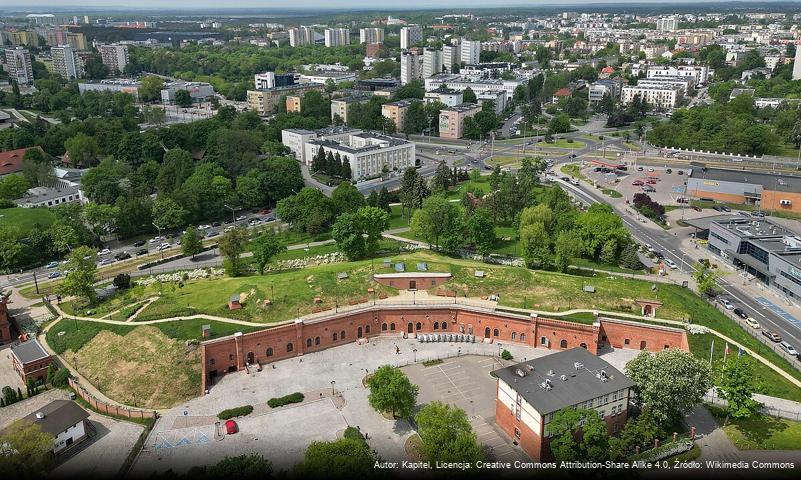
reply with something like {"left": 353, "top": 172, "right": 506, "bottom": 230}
{"left": 632, "top": 180, "right": 644, "bottom": 186}
{"left": 646, "top": 179, "right": 657, "bottom": 185}
{"left": 225, "top": 419, "right": 238, "bottom": 434}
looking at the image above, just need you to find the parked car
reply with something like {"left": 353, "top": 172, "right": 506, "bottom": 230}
{"left": 98, "top": 248, "right": 111, "bottom": 256}
{"left": 691, "top": 205, "right": 702, "bottom": 212}
{"left": 225, "top": 419, "right": 238, "bottom": 435}
{"left": 212, "top": 221, "right": 221, "bottom": 227}
{"left": 663, "top": 258, "right": 677, "bottom": 269}
{"left": 762, "top": 330, "right": 782, "bottom": 343}
{"left": 642, "top": 185, "right": 656, "bottom": 193}
{"left": 744, "top": 317, "right": 760, "bottom": 329}
{"left": 47, "top": 271, "right": 61, "bottom": 279}
{"left": 779, "top": 341, "right": 798, "bottom": 356}
{"left": 637, "top": 166, "right": 644, "bottom": 171}
{"left": 646, "top": 179, "right": 657, "bottom": 185}
{"left": 99, "top": 258, "right": 114, "bottom": 266}
{"left": 718, "top": 298, "right": 734, "bottom": 310}
{"left": 712, "top": 205, "right": 724, "bottom": 212}
{"left": 733, "top": 308, "right": 748, "bottom": 319}
{"left": 648, "top": 168, "right": 654, "bottom": 172}
{"left": 136, "top": 248, "right": 149, "bottom": 256}
{"left": 115, "top": 252, "right": 131, "bottom": 261}
{"left": 666, "top": 168, "right": 672, "bottom": 174}
{"left": 198, "top": 224, "right": 211, "bottom": 230}
{"left": 632, "top": 180, "right": 644, "bottom": 186}
{"left": 676, "top": 197, "right": 689, "bottom": 204}
{"left": 720, "top": 205, "right": 731, "bottom": 212}
{"left": 236, "top": 215, "right": 248, "bottom": 221}
{"left": 45, "top": 261, "right": 59, "bottom": 269}
{"left": 149, "top": 236, "right": 162, "bottom": 244}
{"left": 677, "top": 170, "right": 684, "bottom": 175}
{"left": 132, "top": 240, "right": 146, "bottom": 247}
{"left": 157, "top": 243, "right": 171, "bottom": 251}
{"left": 752, "top": 211, "right": 766, "bottom": 218}
{"left": 571, "top": 179, "right": 580, "bottom": 186}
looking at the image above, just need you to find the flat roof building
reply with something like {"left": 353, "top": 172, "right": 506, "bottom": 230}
{"left": 621, "top": 84, "right": 682, "bottom": 111}
{"left": 381, "top": 100, "right": 414, "bottom": 132}
{"left": 10, "top": 338, "right": 53, "bottom": 384}
{"left": 493, "top": 347, "right": 633, "bottom": 461}
{"left": 5, "top": 47, "right": 34, "bottom": 85}
{"left": 282, "top": 126, "right": 363, "bottom": 165}
{"left": 686, "top": 167, "right": 801, "bottom": 214}
{"left": 247, "top": 83, "right": 325, "bottom": 116}
{"left": 160, "top": 81, "right": 215, "bottom": 105}
{"left": 425, "top": 73, "right": 523, "bottom": 101}
{"left": 99, "top": 43, "right": 129, "bottom": 74}
{"left": 78, "top": 79, "right": 140, "bottom": 100}
{"left": 438, "top": 103, "right": 481, "bottom": 139}
{"left": 330, "top": 95, "right": 370, "bottom": 124}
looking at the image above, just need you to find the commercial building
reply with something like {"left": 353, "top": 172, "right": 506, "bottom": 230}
{"left": 5, "top": 47, "right": 34, "bottom": 85}
{"left": 281, "top": 126, "right": 362, "bottom": 165}
{"left": 78, "top": 79, "right": 140, "bottom": 100}
{"left": 400, "top": 24, "right": 423, "bottom": 49}
{"left": 646, "top": 65, "right": 708, "bottom": 86}
{"left": 23, "top": 401, "right": 91, "bottom": 455}
{"left": 425, "top": 73, "right": 523, "bottom": 101}
{"left": 477, "top": 90, "right": 507, "bottom": 114}
{"left": 588, "top": 79, "right": 624, "bottom": 102}
{"left": 51, "top": 45, "right": 83, "bottom": 80}
{"left": 400, "top": 51, "right": 422, "bottom": 85}
{"left": 438, "top": 103, "right": 481, "bottom": 139}
{"left": 255, "top": 72, "right": 297, "bottom": 90}
{"left": 359, "top": 28, "right": 384, "bottom": 44}
{"left": 706, "top": 216, "right": 801, "bottom": 300}
{"left": 99, "top": 43, "right": 129, "bottom": 74}
{"left": 636, "top": 77, "right": 694, "bottom": 95}
{"left": 324, "top": 28, "right": 350, "bottom": 47}
{"left": 621, "top": 84, "right": 682, "bottom": 110}
{"left": 15, "top": 186, "right": 83, "bottom": 208}
{"left": 381, "top": 100, "right": 414, "bottom": 132}
{"left": 422, "top": 48, "right": 443, "bottom": 78}
{"left": 494, "top": 348, "right": 633, "bottom": 461}
{"left": 687, "top": 167, "right": 801, "bottom": 214}
{"left": 289, "top": 26, "right": 315, "bottom": 47}
{"left": 460, "top": 39, "right": 481, "bottom": 65}
{"left": 330, "top": 95, "right": 369, "bottom": 124}
{"left": 424, "top": 87, "right": 463, "bottom": 107}
{"left": 160, "top": 81, "right": 215, "bottom": 105}
{"left": 298, "top": 71, "right": 358, "bottom": 85}
{"left": 247, "top": 83, "right": 325, "bottom": 115}
{"left": 302, "top": 131, "right": 416, "bottom": 181}
{"left": 10, "top": 338, "right": 53, "bottom": 384}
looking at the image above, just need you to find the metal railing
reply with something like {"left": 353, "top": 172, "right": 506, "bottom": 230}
{"left": 704, "top": 394, "right": 801, "bottom": 422}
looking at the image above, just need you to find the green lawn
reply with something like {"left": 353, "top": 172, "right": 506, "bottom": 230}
{"left": 542, "top": 138, "right": 586, "bottom": 149}
{"left": 389, "top": 204, "right": 413, "bottom": 229}
{"left": 775, "top": 143, "right": 800, "bottom": 159}
{"left": 707, "top": 404, "right": 801, "bottom": 450}
{"left": 0, "top": 207, "right": 55, "bottom": 238}
{"left": 560, "top": 164, "right": 587, "bottom": 181}
{"left": 601, "top": 188, "right": 623, "bottom": 198}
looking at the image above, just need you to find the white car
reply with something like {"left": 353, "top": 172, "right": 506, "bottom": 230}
{"left": 236, "top": 215, "right": 247, "bottom": 221}
{"left": 571, "top": 179, "right": 580, "bottom": 185}
{"left": 157, "top": 243, "right": 171, "bottom": 251}
{"left": 45, "top": 261, "right": 59, "bottom": 269}
{"left": 149, "top": 236, "right": 162, "bottom": 244}
{"left": 780, "top": 341, "right": 798, "bottom": 356}
{"left": 98, "top": 248, "right": 111, "bottom": 256}
{"left": 718, "top": 298, "right": 734, "bottom": 310}
{"left": 744, "top": 317, "right": 760, "bottom": 329}
{"left": 198, "top": 224, "right": 211, "bottom": 230}
{"left": 663, "top": 259, "right": 678, "bottom": 269}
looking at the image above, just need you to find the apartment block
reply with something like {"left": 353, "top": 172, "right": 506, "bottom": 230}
{"left": 5, "top": 47, "right": 34, "bottom": 85}
{"left": 400, "top": 25, "right": 423, "bottom": 50}
{"left": 381, "top": 100, "right": 414, "bottom": 132}
{"left": 99, "top": 43, "right": 129, "bottom": 74}
{"left": 438, "top": 103, "right": 481, "bottom": 139}
{"left": 359, "top": 28, "right": 384, "bottom": 44}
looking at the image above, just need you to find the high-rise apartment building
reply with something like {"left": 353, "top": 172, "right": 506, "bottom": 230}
{"left": 400, "top": 51, "right": 422, "bottom": 85}
{"left": 422, "top": 48, "right": 443, "bottom": 78}
{"left": 289, "top": 26, "right": 315, "bottom": 47}
{"left": 325, "top": 28, "right": 350, "bottom": 47}
{"left": 359, "top": 28, "right": 384, "bottom": 44}
{"left": 656, "top": 16, "right": 678, "bottom": 32}
{"left": 5, "top": 47, "right": 34, "bottom": 85}
{"left": 460, "top": 40, "right": 481, "bottom": 65}
{"left": 51, "top": 45, "right": 83, "bottom": 80}
{"left": 99, "top": 43, "right": 129, "bottom": 74}
{"left": 400, "top": 24, "right": 423, "bottom": 49}
{"left": 442, "top": 44, "right": 459, "bottom": 72}
{"left": 66, "top": 32, "right": 88, "bottom": 50}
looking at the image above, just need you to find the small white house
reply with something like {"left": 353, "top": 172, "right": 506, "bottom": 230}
{"left": 22, "top": 400, "right": 90, "bottom": 454}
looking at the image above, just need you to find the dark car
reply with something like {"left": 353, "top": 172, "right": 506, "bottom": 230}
{"left": 691, "top": 205, "right": 702, "bottom": 212}
{"left": 114, "top": 252, "right": 131, "bottom": 261}
{"left": 762, "top": 330, "right": 782, "bottom": 343}
{"left": 212, "top": 221, "right": 221, "bottom": 227}
{"left": 677, "top": 170, "right": 684, "bottom": 175}
{"left": 137, "top": 248, "right": 149, "bottom": 256}
{"left": 666, "top": 168, "right": 672, "bottom": 174}
{"left": 132, "top": 240, "right": 146, "bottom": 247}
{"left": 712, "top": 205, "right": 724, "bottom": 212}
{"left": 654, "top": 251, "right": 665, "bottom": 260}
{"left": 720, "top": 205, "right": 731, "bottom": 212}
{"left": 733, "top": 308, "right": 748, "bottom": 319}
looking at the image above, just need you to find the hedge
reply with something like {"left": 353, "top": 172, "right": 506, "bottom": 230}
{"left": 267, "top": 392, "right": 304, "bottom": 408}
{"left": 217, "top": 405, "right": 254, "bottom": 420}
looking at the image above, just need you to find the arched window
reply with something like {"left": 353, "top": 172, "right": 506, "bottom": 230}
{"left": 580, "top": 343, "right": 587, "bottom": 349}
{"left": 365, "top": 325, "right": 370, "bottom": 334}
{"left": 416, "top": 322, "right": 422, "bottom": 330}
{"left": 493, "top": 328, "right": 499, "bottom": 337}
{"left": 560, "top": 339, "right": 567, "bottom": 349}
{"left": 390, "top": 323, "right": 395, "bottom": 331}
{"left": 520, "top": 333, "right": 526, "bottom": 342}
{"left": 315, "top": 337, "right": 321, "bottom": 345}
{"left": 511, "top": 332, "right": 517, "bottom": 340}
{"left": 340, "top": 330, "right": 346, "bottom": 340}
{"left": 433, "top": 322, "right": 439, "bottom": 330}
{"left": 441, "top": 322, "right": 447, "bottom": 331}
{"left": 287, "top": 343, "right": 294, "bottom": 352}
{"left": 266, "top": 347, "right": 273, "bottom": 357}
{"left": 485, "top": 327, "right": 491, "bottom": 338}
{"left": 382, "top": 323, "right": 387, "bottom": 331}
{"left": 333, "top": 332, "right": 338, "bottom": 341}
{"left": 306, "top": 338, "right": 312, "bottom": 348}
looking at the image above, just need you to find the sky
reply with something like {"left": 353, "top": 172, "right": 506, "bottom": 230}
{"left": 5, "top": 0, "right": 794, "bottom": 10}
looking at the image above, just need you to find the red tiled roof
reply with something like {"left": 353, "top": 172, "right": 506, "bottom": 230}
{"left": 553, "top": 87, "right": 572, "bottom": 97}
{"left": 601, "top": 66, "right": 615, "bottom": 74}
{"left": 0, "top": 147, "right": 41, "bottom": 176}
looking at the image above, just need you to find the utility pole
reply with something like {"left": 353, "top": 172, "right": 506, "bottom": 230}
{"left": 224, "top": 204, "right": 236, "bottom": 224}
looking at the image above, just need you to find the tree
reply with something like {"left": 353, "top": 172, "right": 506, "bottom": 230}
{"left": 520, "top": 222, "right": 550, "bottom": 269}
{"left": 548, "top": 113, "right": 571, "bottom": 134}
{"left": 60, "top": 246, "right": 97, "bottom": 304}
{"left": 414, "top": 402, "right": 483, "bottom": 463}
{"left": 219, "top": 227, "right": 248, "bottom": 277}
{"left": 608, "top": 409, "right": 662, "bottom": 459}
{"left": 367, "top": 365, "right": 419, "bottom": 418}
{"left": 175, "top": 89, "right": 193, "bottom": 108}
{"left": 693, "top": 263, "right": 721, "bottom": 296}
{"left": 377, "top": 187, "right": 392, "bottom": 213}
{"left": 141, "top": 105, "right": 166, "bottom": 126}
{"left": 0, "top": 174, "right": 30, "bottom": 200}
{"left": 113, "top": 273, "right": 131, "bottom": 289}
{"left": 331, "top": 182, "right": 365, "bottom": 216}
{"left": 275, "top": 187, "right": 334, "bottom": 234}
{"left": 181, "top": 226, "right": 203, "bottom": 259}
{"left": 64, "top": 133, "right": 100, "bottom": 167}
{"left": 718, "top": 355, "right": 761, "bottom": 419}
{"left": 82, "top": 202, "right": 119, "bottom": 242}
{"left": 625, "top": 349, "right": 712, "bottom": 428}
{"left": 0, "top": 420, "right": 54, "bottom": 478}
{"left": 462, "top": 86, "right": 477, "bottom": 104}
{"left": 554, "top": 230, "right": 580, "bottom": 273}
{"left": 139, "top": 76, "right": 166, "bottom": 103}
{"left": 332, "top": 206, "right": 389, "bottom": 261}
{"left": 548, "top": 407, "right": 611, "bottom": 462}
{"left": 206, "top": 454, "right": 273, "bottom": 479}
{"left": 465, "top": 208, "right": 496, "bottom": 257}
{"left": 410, "top": 196, "right": 462, "bottom": 251}
{"left": 296, "top": 437, "right": 375, "bottom": 478}
{"left": 251, "top": 230, "right": 286, "bottom": 275}
{"left": 619, "top": 242, "right": 643, "bottom": 270}
{"left": 430, "top": 161, "right": 452, "bottom": 192}
{"left": 21, "top": 148, "right": 52, "bottom": 187}
{"left": 152, "top": 197, "right": 188, "bottom": 230}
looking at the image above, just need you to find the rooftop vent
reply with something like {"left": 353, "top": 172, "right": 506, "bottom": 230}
{"left": 547, "top": 369, "right": 555, "bottom": 376}
{"left": 574, "top": 362, "right": 584, "bottom": 370}
{"left": 35, "top": 412, "right": 44, "bottom": 419}
{"left": 540, "top": 378, "right": 552, "bottom": 391}
{"left": 515, "top": 368, "right": 527, "bottom": 377}
{"left": 560, "top": 374, "right": 568, "bottom": 381}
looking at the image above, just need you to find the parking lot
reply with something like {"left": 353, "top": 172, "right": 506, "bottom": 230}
{"left": 583, "top": 164, "right": 690, "bottom": 206}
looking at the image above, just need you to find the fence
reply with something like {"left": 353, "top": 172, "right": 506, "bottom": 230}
{"left": 704, "top": 394, "right": 801, "bottom": 422}
{"left": 68, "top": 377, "right": 157, "bottom": 420}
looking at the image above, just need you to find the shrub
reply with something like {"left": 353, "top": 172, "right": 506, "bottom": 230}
{"left": 267, "top": 392, "right": 304, "bottom": 408}
{"left": 343, "top": 426, "right": 368, "bottom": 446}
{"left": 0, "top": 199, "right": 15, "bottom": 209}
{"left": 113, "top": 273, "right": 131, "bottom": 289}
{"left": 51, "top": 368, "right": 71, "bottom": 388}
{"left": 217, "top": 405, "right": 254, "bottom": 420}
{"left": 501, "top": 349, "right": 513, "bottom": 360}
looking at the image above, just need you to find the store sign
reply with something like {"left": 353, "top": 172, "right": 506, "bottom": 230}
{"left": 703, "top": 181, "right": 720, "bottom": 187}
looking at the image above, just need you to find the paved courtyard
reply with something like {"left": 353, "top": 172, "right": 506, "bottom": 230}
{"left": 0, "top": 345, "right": 25, "bottom": 392}
{"left": 130, "top": 335, "right": 641, "bottom": 476}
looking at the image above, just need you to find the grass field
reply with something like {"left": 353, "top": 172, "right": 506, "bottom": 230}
{"left": 601, "top": 188, "right": 623, "bottom": 198}
{"left": 560, "top": 164, "right": 587, "bottom": 181}
{"left": 541, "top": 138, "right": 586, "bottom": 149}
{"left": 707, "top": 404, "right": 801, "bottom": 450}
{"left": 0, "top": 207, "right": 55, "bottom": 238}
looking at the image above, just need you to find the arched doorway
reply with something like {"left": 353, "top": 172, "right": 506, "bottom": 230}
{"left": 640, "top": 340, "right": 647, "bottom": 350}
{"left": 407, "top": 323, "right": 413, "bottom": 334}
{"left": 357, "top": 326, "right": 363, "bottom": 338}
{"left": 246, "top": 352, "right": 254, "bottom": 364}
{"left": 484, "top": 327, "right": 491, "bottom": 338}
{"left": 560, "top": 339, "right": 568, "bottom": 348}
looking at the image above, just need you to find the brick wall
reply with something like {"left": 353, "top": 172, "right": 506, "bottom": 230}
{"left": 0, "top": 299, "right": 10, "bottom": 343}
{"left": 200, "top": 306, "right": 689, "bottom": 393}
{"left": 373, "top": 275, "right": 451, "bottom": 290}
{"left": 68, "top": 377, "right": 157, "bottom": 420}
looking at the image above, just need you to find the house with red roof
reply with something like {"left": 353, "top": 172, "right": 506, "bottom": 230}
{"left": 551, "top": 87, "right": 572, "bottom": 104}
{"left": 0, "top": 146, "right": 45, "bottom": 178}
{"left": 600, "top": 66, "right": 616, "bottom": 78}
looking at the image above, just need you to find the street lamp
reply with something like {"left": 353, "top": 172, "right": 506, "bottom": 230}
{"left": 497, "top": 342, "right": 503, "bottom": 357}
{"left": 330, "top": 380, "right": 336, "bottom": 396}
{"left": 223, "top": 204, "right": 237, "bottom": 224}
{"left": 413, "top": 348, "right": 418, "bottom": 362}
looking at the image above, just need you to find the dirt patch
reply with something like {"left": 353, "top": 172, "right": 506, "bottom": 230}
{"left": 68, "top": 325, "right": 200, "bottom": 409}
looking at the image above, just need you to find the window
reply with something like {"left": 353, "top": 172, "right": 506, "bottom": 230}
{"left": 560, "top": 339, "right": 568, "bottom": 348}
{"left": 382, "top": 323, "right": 387, "bottom": 331}
{"left": 613, "top": 422, "right": 619, "bottom": 433}
{"left": 520, "top": 333, "right": 526, "bottom": 342}
{"left": 306, "top": 338, "right": 312, "bottom": 348}
{"left": 433, "top": 322, "right": 439, "bottom": 330}
{"left": 229, "top": 354, "right": 234, "bottom": 361}
{"left": 266, "top": 348, "right": 273, "bottom": 357}
{"left": 493, "top": 328, "right": 499, "bottom": 337}
{"left": 286, "top": 343, "right": 293, "bottom": 353}
{"left": 340, "top": 330, "right": 346, "bottom": 340}
{"left": 514, "top": 427, "right": 521, "bottom": 439}
{"left": 511, "top": 332, "right": 517, "bottom": 340}
{"left": 365, "top": 325, "right": 370, "bottom": 334}
{"left": 416, "top": 322, "right": 422, "bottom": 330}
{"left": 540, "top": 336, "right": 547, "bottom": 346}
{"left": 333, "top": 332, "right": 338, "bottom": 341}
{"left": 209, "top": 358, "right": 215, "bottom": 365}
{"left": 441, "top": 322, "right": 447, "bottom": 331}
{"left": 390, "top": 323, "right": 395, "bottom": 331}
{"left": 624, "top": 338, "right": 630, "bottom": 345}
{"left": 316, "top": 337, "right": 321, "bottom": 345}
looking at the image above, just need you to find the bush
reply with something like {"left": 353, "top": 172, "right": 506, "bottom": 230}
{"left": 217, "top": 405, "right": 254, "bottom": 420}
{"left": 113, "top": 273, "right": 131, "bottom": 289}
{"left": 267, "top": 392, "right": 304, "bottom": 408}
{"left": 501, "top": 349, "right": 513, "bottom": 360}
{"left": 0, "top": 199, "right": 15, "bottom": 209}
{"left": 343, "top": 426, "right": 368, "bottom": 446}
{"left": 51, "top": 368, "right": 71, "bottom": 388}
